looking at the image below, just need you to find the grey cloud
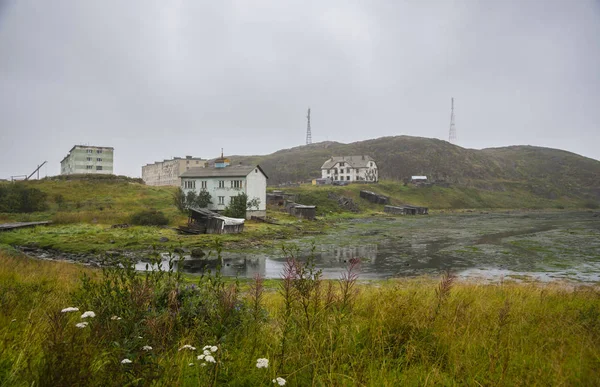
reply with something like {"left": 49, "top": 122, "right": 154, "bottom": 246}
{"left": 0, "top": 0, "right": 599, "bottom": 178}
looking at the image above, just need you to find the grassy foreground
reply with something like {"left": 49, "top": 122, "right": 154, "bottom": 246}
{"left": 1, "top": 247, "right": 599, "bottom": 386}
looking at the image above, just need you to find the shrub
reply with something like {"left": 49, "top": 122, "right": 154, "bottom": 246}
{"left": 0, "top": 183, "right": 48, "bottom": 213}
{"left": 129, "top": 209, "right": 169, "bottom": 226}
{"left": 222, "top": 192, "right": 248, "bottom": 218}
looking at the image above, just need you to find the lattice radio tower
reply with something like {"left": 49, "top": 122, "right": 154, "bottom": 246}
{"left": 306, "top": 107, "right": 312, "bottom": 145}
{"left": 449, "top": 97, "right": 457, "bottom": 143}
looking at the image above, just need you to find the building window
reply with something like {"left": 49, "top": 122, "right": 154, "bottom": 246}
{"left": 87, "top": 149, "right": 93, "bottom": 154}
{"left": 186, "top": 160, "right": 189, "bottom": 164}
{"left": 97, "top": 149, "right": 103, "bottom": 154}
{"left": 340, "top": 162, "right": 345, "bottom": 167}
{"left": 96, "top": 166, "right": 103, "bottom": 171}
{"left": 218, "top": 196, "right": 225, "bottom": 205}
{"left": 97, "top": 158, "right": 102, "bottom": 162}
{"left": 86, "top": 165, "right": 92, "bottom": 170}
{"left": 346, "top": 176, "right": 350, "bottom": 181}
{"left": 196, "top": 160, "right": 199, "bottom": 164}
{"left": 231, "top": 180, "right": 242, "bottom": 189}
{"left": 201, "top": 181, "right": 207, "bottom": 189}
{"left": 87, "top": 157, "right": 91, "bottom": 161}
{"left": 218, "top": 180, "right": 225, "bottom": 188}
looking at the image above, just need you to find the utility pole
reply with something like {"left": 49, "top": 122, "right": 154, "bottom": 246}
{"left": 306, "top": 108, "right": 312, "bottom": 145}
{"left": 449, "top": 98, "right": 457, "bottom": 143}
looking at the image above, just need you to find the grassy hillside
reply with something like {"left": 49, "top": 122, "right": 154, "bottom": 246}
{"left": 0, "top": 177, "right": 184, "bottom": 224}
{"left": 230, "top": 136, "right": 600, "bottom": 202}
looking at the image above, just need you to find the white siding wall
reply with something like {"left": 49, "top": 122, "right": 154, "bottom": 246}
{"left": 245, "top": 167, "right": 267, "bottom": 214}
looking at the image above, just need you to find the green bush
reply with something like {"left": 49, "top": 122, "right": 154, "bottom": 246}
{"left": 0, "top": 183, "right": 48, "bottom": 213}
{"left": 129, "top": 209, "right": 169, "bottom": 226}
{"left": 222, "top": 192, "right": 248, "bottom": 218}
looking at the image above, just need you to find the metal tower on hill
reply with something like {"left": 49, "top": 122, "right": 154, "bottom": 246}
{"left": 449, "top": 97, "right": 457, "bottom": 143}
{"left": 306, "top": 108, "right": 312, "bottom": 145}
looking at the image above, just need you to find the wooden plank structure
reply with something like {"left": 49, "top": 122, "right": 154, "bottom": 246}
{"left": 359, "top": 190, "right": 389, "bottom": 204}
{"left": 0, "top": 221, "right": 52, "bottom": 232}
{"left": 177, "top": 208, "right": 245, "bottom": 235}
{"left": 384, "top": 205, "right": 428, "bottom": 215}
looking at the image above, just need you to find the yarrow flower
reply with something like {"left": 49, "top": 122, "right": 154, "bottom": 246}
{"left": 188, "top": 363, "right": 194, "bottom": 367}
{"left": 80, "top": 311, "right": 96, "bottom": 319}
{"left": 75, "top": 322, "right": 89, "bottom": 328}
{"left": 203, "top": 345, "right": 218, "bottom": 353}
{"left": 110, "top": 315, "right": 122, "bottom": 321}
{"left": 256, "top": 358, "right": 269, "bottom": 368}
{"left": 142, "top": 345, "right": 152, "bottom": 351}
{"left": 203, "top": 350, "right": 211, "bottom": 356}
{"left": 121, "top": 359, "right": 132, "bottom": 364}
{"left": 272, "top": 377, "right": 286, "bottom": 386}
{"left": 179, "top": 345, "right": 196, "bottom": 351}
{"left": 61, "top": 307, "right": 79, "bottom": 313}
{"left": 204, "top": 355, "right": 216, "bottom": 363}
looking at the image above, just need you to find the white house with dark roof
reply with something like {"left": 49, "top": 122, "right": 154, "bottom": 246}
{"left": 321, "top": 155, "right": 378, "bottom": 183}
{"left": 180, "top": 156, "right": 268, "bottom": 218}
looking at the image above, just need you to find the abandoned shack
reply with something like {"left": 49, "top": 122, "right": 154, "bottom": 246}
{"left": 384, "top": 204, "right": 429, "bottom": 215}
{"left": 285, "top": 202, "right": 317, "bottom": 220}
{"left": 360, "top": 190, "right": 389, "bottom": 204}
{"left": 179, "top": 207, "right": 245, "bottom": 234}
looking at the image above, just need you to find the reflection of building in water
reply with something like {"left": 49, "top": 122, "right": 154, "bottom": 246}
{"left": 319, "top": 245, "right": 378, "bottom": 263}
{"left": 180, "top": 255, "right": 267, "bottom": 278}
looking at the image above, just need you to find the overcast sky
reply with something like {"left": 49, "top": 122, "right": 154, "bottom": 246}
{"left": 1, "top": 0, "right": 599, "bottom": 178}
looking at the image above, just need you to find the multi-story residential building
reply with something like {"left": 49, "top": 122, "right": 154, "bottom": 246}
{"left": 142, "top": 156, "right": 207, "bottom": 186}
{"left": 60, "top": 145, "right": 114, "bottom": 175}
{"left": 180, "top": 156, "right": 268, "bottom": 219}
{"left": 320, "top": 155, "right": 378, "bottom": 182}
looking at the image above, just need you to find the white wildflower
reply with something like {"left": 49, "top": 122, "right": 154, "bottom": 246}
{"left": 142, "top": 345, "right": 152, "bottom": 351}
{"left": 75, "top": 322, "right": 89, "bottom": 328}
{"left": 203, "top": 349, "right": 211, "bottom": 356}
{"left": 203, "top": 345, "right": 211, "bottom": 350}
{"left": 210, "top": 346, "right": 218, "bottom": 352}
{"left": 11, "top": 319, "right": 16, "bottom": 323}
{"left": 256, "top": 358, "right": 269, "bottom": 368}
{"left": 110, "top": 315, "right": 122, "bottom": 321}
{"left": 188, "top": 363, "right": 194, "bottom": 366}
{"left": 80, "top": 311, "right": 96, "bottom": 319}
{"left": 197, "top": 354, "right": 205, "bottom": 360}
{"left": 61, "top": 307, "right": 79, "bottom": 313}
{"left": 200, "top": 363, "right": 207, "bottom": 367}
{"left": 179, "top": 344, "right": 196, "bottom": 351}
{"left": 273, "top": 377, "right": 286, "bottom": 386}
{"left": 121, "top": 358, "right": 132, "bottom": 364}
{"left": 204, "top": 355, "right": 216, "bottom": 363}
{"left": 137, "top": 336, "right": 143, "bottom": 339}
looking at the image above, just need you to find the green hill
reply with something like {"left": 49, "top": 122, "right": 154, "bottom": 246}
{"left": 229, "top": 136, "right": 600, "bottom": 202}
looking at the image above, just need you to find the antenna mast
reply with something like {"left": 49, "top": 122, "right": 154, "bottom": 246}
{"left": 449, "top": 97, "right": 457, "bottom": 143}
{"left": 306, "top": 108, "right": 312, "bottom": 145}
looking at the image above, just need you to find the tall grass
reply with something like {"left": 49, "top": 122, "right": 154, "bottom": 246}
{"left": 1, "top": 246, "right": 599, "bottom": 386}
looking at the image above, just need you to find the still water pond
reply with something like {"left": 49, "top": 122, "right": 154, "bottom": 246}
{"left": 137, "top": 211, "right": 600, "bottom": 283}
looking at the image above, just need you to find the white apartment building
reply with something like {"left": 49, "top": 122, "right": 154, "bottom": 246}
{"left": 180, "top": 157, "right": 268, "bottom": 219}
{"left": 60, "top": 145, "right": 114, "bottom": 175}
{"left": 142, "top": 156, "right": 207, "bottom": 186}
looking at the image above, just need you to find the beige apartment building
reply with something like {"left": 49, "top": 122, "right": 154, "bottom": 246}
{"left": 142, "top": 156, "right": 207, "bottom": 186}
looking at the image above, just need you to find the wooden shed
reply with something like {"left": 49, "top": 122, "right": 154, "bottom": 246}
{"left": 360, "top": 190, "right": 389, "bottom": 204}
{"left": 179, "top": 207, "right": 245, "bottom": 234}
{"left": 384, "top": 204, "right": 429, "bottom": 215}
{"left": 285, "top": 202, "right": 317, "bottom": 220}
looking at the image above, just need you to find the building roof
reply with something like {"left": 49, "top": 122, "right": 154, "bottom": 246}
{"left": 321, "top": 156, "right": 375, "bottom": 169}
{"left": 61, "top": 145, "right": 115, "bottom": 163}
{"left": 180, "top": 164, "right": 268, "bottom": 179}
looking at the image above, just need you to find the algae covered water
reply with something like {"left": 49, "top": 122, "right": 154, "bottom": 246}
{"left": 147, "top": 211, "right": 600, "bottom": 283}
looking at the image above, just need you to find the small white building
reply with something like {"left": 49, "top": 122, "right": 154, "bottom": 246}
{"left": 321, "top": 155, "right": 378, "bottom": 183}
{"left": 180, "top": 157, "right": 268, "bottom": 219}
